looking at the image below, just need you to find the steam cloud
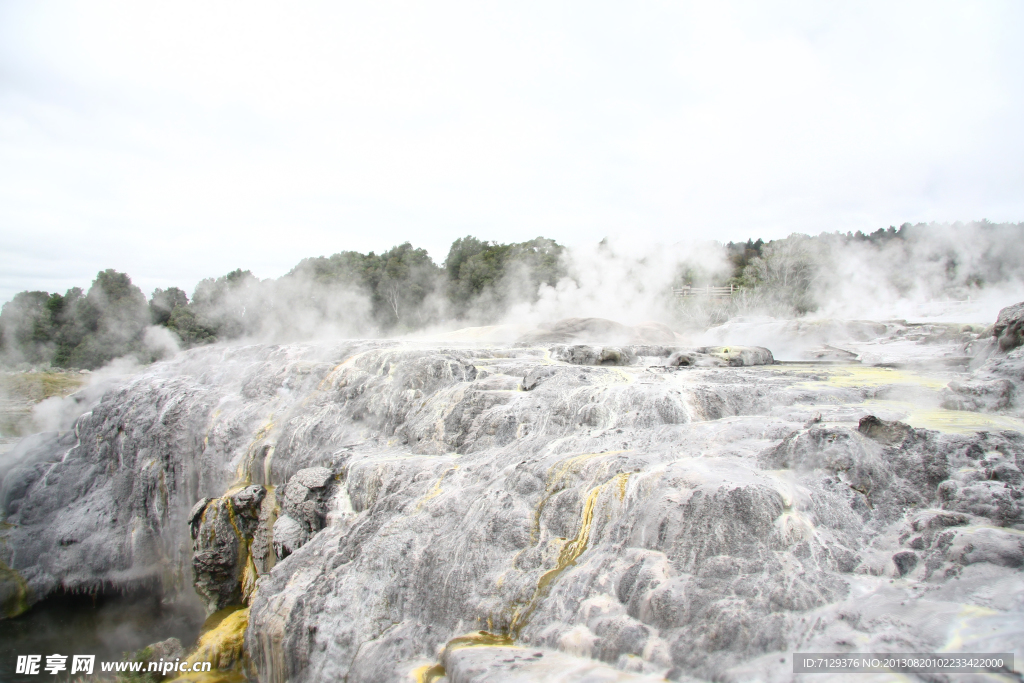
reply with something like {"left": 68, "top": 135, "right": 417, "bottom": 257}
{"left": 1, "top": 221, "right": 1022, "bottom": 372}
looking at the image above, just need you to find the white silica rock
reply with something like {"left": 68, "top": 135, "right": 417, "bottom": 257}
{"left": 0, "top": 326, "right": 1022, "bottom": 682}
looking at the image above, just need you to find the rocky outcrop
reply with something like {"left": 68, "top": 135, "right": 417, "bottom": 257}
{"left": 549, "top": 345, "right": 638, "bottom": 366}
{"left": 272, "top": 467, "right": 337, "bottom": 559}
{"left": 190, "top": 485, "right": 266, "bottom": 612}
{"left": 694, "top": 346, "right": 774, "bottom": 366}
{"left": 943, "top": 301, "right": 1024, "bottom": 415}
{"left": 943, "top": 376, "right": 1016, "bottom": 412}
{"left": 0, "top": 400, "right": 203, "bottom": 603}
{"left": 1, "top": 333, "right": 1022, "bottom": 682}
{"left": 544, "top": 344, "right": 774, "bottom": 369}
{"left": 994, "top": 301, "right": 1024, "bottom": 352}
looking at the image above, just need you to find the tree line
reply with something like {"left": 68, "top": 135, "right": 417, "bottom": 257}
{"left": 720, "top": 221, "right": 1023, "bottom": 317}
{"left": 0, "top": 236, "right": 566, "bottom": 369}
{"left": 3, "top": 221, "right": 1021, "bottom": 369}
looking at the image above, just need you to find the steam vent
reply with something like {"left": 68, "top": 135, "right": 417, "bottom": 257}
{"left": 2, "top": 312, "right": 1024, "bottom": 683}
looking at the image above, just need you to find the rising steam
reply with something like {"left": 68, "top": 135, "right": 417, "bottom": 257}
{"left": 1, "top": 222, "right": 1022, "bottom": 372}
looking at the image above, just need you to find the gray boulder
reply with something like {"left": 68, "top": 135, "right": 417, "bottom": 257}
{"left": 272, "top": 467, "right": 337, "bottom": 559}
{"left": 550, "top": 345, "right": 637, "bottom": 366}
{"left": 942, "top": 378, "right": 1015, "bottom": 412}
{"left": 943, "top": 301, "right": 1024, "bottom": 414}
{"left": 696, "top": 346, "right": 775, "bottom": 367}
{"left": 994, "top": 301, "right": 1024, "bottom": 352}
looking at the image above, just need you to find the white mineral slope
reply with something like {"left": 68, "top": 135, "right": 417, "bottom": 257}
{"left": 0, "top": 322, "right": 1022, "bottom": 683}
{"left": 692, "top": 317, "right": 991, "bottom": 364}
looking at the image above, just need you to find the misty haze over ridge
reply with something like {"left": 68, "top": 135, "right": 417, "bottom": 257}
{"left": 1, "top": 221, "right": 1022, "bottom": 371}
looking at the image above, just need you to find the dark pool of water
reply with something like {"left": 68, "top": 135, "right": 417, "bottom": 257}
{"left": 0, "top": 590, "right": 203, "bottom": 683}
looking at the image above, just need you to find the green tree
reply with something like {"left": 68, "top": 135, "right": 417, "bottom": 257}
{"left": 64, "top": 270, "right": 151, "bottom": 368}
{"left": 442, "top": 235, "right": 565, "bottom": 317}
{"left": 739, "top": 235, "right": 823, "bottom": 314}
{"left": 0, "top": 291, "right": 56, "bottom": 364}
{"left": 191, "top": 269, "right": 260, "bottom": 339}
{"left": 372, "top": 243, "right": 441, "bottom": 328}
{"left": 289, "top": 251, "right": 374, "bottom": 288}
{"left": 724, "top": 238, "right": 764, "bottom": 283}
{"left": 443, "top": 236, "right": 490, "bottom": 306}
{"left": 150, "top": 287, "right": 189, "bottom": 326}
{"left": 166, "top": 305, "right": 216, "bottom": 346}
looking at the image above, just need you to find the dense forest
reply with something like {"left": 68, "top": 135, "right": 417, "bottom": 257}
{"left": 2, "top": 222, "right": 1022, "bottom": 369}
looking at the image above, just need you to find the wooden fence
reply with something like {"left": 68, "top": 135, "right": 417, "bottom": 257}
{"left": 672, "top": 284, "right": 735, "bottom": 298}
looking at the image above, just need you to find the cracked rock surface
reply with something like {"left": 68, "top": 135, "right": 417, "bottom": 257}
{"left": 1, "top": 326, "right": 1022, "bottom": 682}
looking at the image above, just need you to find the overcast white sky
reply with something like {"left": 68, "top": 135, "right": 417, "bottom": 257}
{"left": 1, "top": 1, "right": 1022, "bottom": 304}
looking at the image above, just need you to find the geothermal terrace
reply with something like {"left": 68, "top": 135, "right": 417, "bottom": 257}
{"left": 1, "top": 311, "right": 1023, "bottom": 682}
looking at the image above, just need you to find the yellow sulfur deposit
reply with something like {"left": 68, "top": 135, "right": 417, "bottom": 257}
{"left": 862, "top": 399, "right": 1024, "bottom": 434}
{"left": 170, "top": 606, "right": 249, "bottom": 683}
{"left": 0, "top": 560, "right": 29, "bottom": 619}
{"left": 785, "top": 363, "right": 1024, "bottom": 434}
{"left": 790, "top": 364, "right": 949, "bottom": 390}
{"left": 411, "top": 631, "right": 516, "bottom": 683}
{"left": 512, "top": 472, "right": 631, "bottom": 637}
